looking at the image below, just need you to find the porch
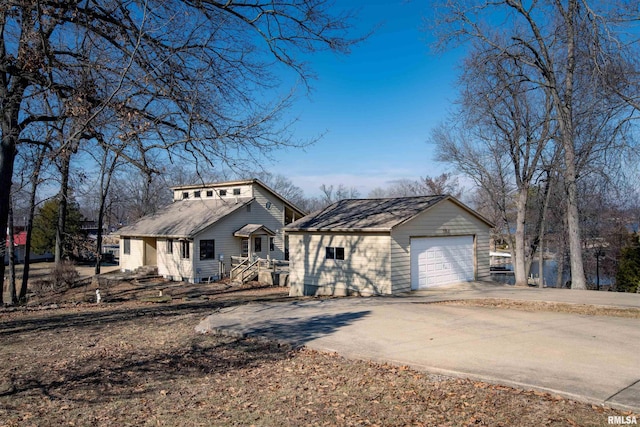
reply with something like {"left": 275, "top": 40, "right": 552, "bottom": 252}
{"left": 229, "top": 256, "right": 290, "bottom": 285}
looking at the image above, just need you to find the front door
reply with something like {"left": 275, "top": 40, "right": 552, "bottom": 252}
{"left": 143, "top": 237, "right": 157, "bottom": 265}
{"left": 253, "top": 236, "right": 263, "bottom": 258}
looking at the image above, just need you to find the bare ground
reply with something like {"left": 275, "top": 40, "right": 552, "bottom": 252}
{"left": 0, "top": 274, "right": 637, "bottom": 426}
{"left": 431, "top": 298, "right": 640, "bottom": 318}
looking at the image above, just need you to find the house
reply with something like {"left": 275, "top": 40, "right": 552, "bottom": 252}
{"left": 4, "top": 231, "right": 27, "bottom": 264}
{"left": 116, "top": 179, "right": 305, "bottom": 283}
{"left": 285, "top": 195, "right": 494, "bottom": 296}
{"left": 4, "top": 231, "right": 54, "bottom": 264}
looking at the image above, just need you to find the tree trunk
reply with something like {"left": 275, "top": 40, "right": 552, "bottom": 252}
{"left": 56, "top": 151, "right": 72, "bottom": 264}
{"left": 537, "top": 176, "right": 553, "bottom": 288}
{"left": 513, "top": 187, "right": 529, "bottom": 287}
{"left": 20, "top": 146, "right": 46, "bottom": 302}
{"left": 7, "top": 197, "right": 17, "bottom": 304}
{"left": 0, "top": 102, "right": 22, "bottom": 303}
{"left": 563, "top": 149, "right": 587, "bottom": 289}
{"left": 95, "top": 210, "right": 104, "bottom": 275}
{"left": 558, "top": 0, "right": 586, "bottom": 290}
{"left": 95, "top": 153, "right": 118, "bottom": 275}
{"left": 537, "top": 232, "right": 544, "bottom": 287}
{"left": 95, "top": 194, "right": 107, "bottom": 275}
{"left": 556, "top": 216, "right": 567, "bottom": 288}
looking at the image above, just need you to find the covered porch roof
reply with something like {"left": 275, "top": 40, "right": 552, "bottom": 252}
{"left": 233, "top": 224, "right": 276, "bottom": 238}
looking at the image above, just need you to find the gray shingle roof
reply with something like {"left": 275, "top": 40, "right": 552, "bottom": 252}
{"left": 285, "top": 196, "right": 449, "bottom": 232}
{"left": 117, "top": 197, "right": 253, "bottom": 238}
{"left": 234, "top": 224, "right": 275, "bottom": 237}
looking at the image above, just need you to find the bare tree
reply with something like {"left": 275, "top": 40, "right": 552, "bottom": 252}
{"left": 450, "top": 48, "right": 554, "bottom": 286}
{"left": 368, "top": 175, "right": 463, "bottom": 199}
{"left": 91, "top": 141, "right": 123, "bottom": 274}
{"left": 18, "top": 145, "right": 48, "bottom": 301}
{"left": 0, "top": 0, "right": 363, "bottom": 291}
{"left": 431, "top": 123, "right": 515, "bottom": 247}
{"left": 431, "top": 0, "right": 640, "bottom": 289}
{"left": 421, "top": 173, "right": 464, "bottom": 199}
{"left": 376, "top": 179, "right": 424, "bottom": 197}
{"left": 247, "top": 171, "right": 307, "bottom": 208}
{"left": 320, "top": 184, "right": 360, "bottom": 206}
{"left": 109, "top": 168, "right": 170, "bottom": 224}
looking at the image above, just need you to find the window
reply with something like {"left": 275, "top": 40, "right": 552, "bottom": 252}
{"left": 182, "top": 192, "right": 189, "bottom": 199}
{"left": 199, "top": 239, "right": 215, "bottom": 260}
{"left": 123, "top": 238, "right": 131, "bottom": 255}
{"left": 233, "top": 188, "right": 241, "bottom": 195}
{"left": 326, "top": 246, "right": 345, "bottom": 260}
{"left": 219, "top": 189, "right": 227, "bottom": 196}
{"left": 206, "top": 190, "right": 213, "bottom": 197}
{"left": 269, "top": 237, "right": 275, "bottom": 252}
{"left": 241, "top": 238, "right": 249, "bottom": 257}
{"left": 181, "top": 240, "right": 190, "bottom": 259}
{"left": 167, "top": 239, "right": 173, "bottom": 254}
{"left": 194, "top": 191, "right": 201, "bottom": 198}
{"left": 254, "top": 237, "right": 262, "bottom": 252}
{"left": 325, "top": 247, "right": 334, "bottom": 259}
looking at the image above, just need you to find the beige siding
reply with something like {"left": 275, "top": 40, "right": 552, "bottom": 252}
{"left": 157, "top": 239, "right": 194, "bottom": 281}
{"left": 193, "top": 188, "right": 287, "bottom": 279}
{"left": 288, "top": 232, "right": 391, "bottom": 296}
{"left": 252, "top": 185, "right": 286, "bottom": 259}
{"left": 173, "top": 184, "right": 253, "bottom": 202}
{"left": 130, "top": 181, "right": 296, "bottom": 283}
{"left": 119, "top": 237, "right": 144, "bottom": 271}
{"left": 193, "top": 237, "right": 220, "bottom": 281}
{"left": 390, "top": 200, "right": 491, "bottom": 293}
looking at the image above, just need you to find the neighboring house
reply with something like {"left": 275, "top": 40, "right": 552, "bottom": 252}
{"left": 116, "top": 179, "right": 305, "bottom": 283}
{"left": 80, "top": 220, "right": 108, "bottom": 240}
{"left": 285, "top": 195, "right": 494, "bottom": 297}
{"left": 4, "top": 231, "right": 54, "bottom": 264}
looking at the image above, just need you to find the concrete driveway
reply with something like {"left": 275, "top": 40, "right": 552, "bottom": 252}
{"left": 196, "top": 283, "right": 640, "bottom": 412}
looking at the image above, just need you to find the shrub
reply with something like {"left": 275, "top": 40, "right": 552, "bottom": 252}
{"left": 30, "top": 279, "right": 53, "bottom": 297}
{"left": 50, "top": 261, "right": 80, "bottom": 292}
{"left": 615, "top": 237, "right": 640, "bottom": 293}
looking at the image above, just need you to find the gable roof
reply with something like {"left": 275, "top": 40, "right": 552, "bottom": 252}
{"left": 286, "top": 196, "right": 446, "bottom": 232}
{"left": 233, "top": 224, "right": 276, "bottom": 238}
{"left": 285, "top": 195, "right": 494, "bottom": 232}
{"left": 117, "top": 197, "right": 253, "bottom": 238}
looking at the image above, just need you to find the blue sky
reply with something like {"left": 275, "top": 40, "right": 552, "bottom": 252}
{"left": 269, "top": 1, "right": 465, "bottom": 197}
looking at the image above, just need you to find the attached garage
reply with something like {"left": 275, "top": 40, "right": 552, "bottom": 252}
{"left": 286, "top": 195, "right": 494, "bottom": 296}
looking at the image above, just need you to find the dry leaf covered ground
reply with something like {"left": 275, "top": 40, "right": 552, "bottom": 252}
{"left": 0, "top": 272, "right": 637, "bottom": 426}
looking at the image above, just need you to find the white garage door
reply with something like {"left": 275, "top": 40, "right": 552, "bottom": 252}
{"left": 411, "top": 236, "right": 475, "bottom": 289}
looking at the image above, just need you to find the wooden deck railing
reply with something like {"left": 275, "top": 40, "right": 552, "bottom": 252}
{"left": 229, "top": 256, "right": 289, "bottom": 284}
